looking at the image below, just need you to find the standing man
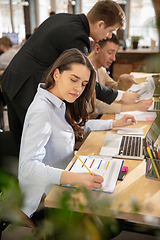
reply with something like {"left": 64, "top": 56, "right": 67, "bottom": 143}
{"left": 0, "top": 0, "right": 139, "bottom": 157}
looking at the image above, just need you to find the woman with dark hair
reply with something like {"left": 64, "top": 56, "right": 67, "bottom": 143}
{"left": 18, "top": 48, "right": 136, "bottom": 218}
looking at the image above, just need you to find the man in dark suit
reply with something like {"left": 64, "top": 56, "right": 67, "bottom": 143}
{"left": 0, "top": 0, "right": 139, "bottom": 157}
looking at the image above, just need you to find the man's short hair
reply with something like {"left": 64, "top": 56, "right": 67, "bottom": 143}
{"left": 87, "top": 0, "right": 126, "bottom": 29}
{"left": 96, "top": 33, "right": 119, "bottom": 48}
{"left": 0, "top": 36, "right": 12, "bottom": 48}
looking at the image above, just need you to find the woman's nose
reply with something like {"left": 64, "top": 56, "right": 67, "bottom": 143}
{"left": 74, "top": 82, "right": 83, "bottom": 92}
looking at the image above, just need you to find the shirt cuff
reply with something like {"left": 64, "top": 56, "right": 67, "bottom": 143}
{"left": 51, "top": 168, "right": 63, "bottom": 185}
{"left": 108, "top": 120, "right": 113, "bottom": 130}
{"left": 115, "top": 90, "right": 124, "bottom": 101}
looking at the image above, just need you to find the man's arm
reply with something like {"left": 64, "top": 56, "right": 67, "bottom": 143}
{"left": 95, "top": 82, "right": 118, "bottom": 104}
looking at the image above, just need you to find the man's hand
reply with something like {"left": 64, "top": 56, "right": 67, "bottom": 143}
{"left": 136, "top": 98, "right": 153, "bottom": 111}
{"left": 121, "top": 98, "right": 154, "bottom": 112}
{"left": 118, "top": 74, "right": 138, "bottom": 89}
{"left": 121, "top": 92, "right": 140, "bottom": 104}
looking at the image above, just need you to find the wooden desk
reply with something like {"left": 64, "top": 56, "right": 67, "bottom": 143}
{"left": 45, "top": 115, "right": 160, "bottom": 227}
{"left": 131, "top": 72, "right": 160, "bottom": 85}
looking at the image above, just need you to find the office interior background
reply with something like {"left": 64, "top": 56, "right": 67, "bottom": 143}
{"left": 0, "top": 0, "right": 159, "bottom": 50}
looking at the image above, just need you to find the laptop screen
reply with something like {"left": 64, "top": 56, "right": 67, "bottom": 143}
{"left": 152, "top": 75, "right": 160, "bottom": 96}
{"left": 146, "top": 112, "right": 160, "bottom": 145}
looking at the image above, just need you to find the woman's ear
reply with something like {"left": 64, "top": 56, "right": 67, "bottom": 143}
{"left": 53, "top": 68, "right": 60, "bottom": 82}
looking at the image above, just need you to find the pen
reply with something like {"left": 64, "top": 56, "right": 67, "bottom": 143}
{"left": 146, "top": 142, "right": 157, "bottom": 178}
{"left": 153, "top": 147, "right": 159, "bottom": 159}
{"left": 151, "top": 145, "right": 160, "bottom": 175}
{"left": 146, "top": 159, "right": 151, "bottom": 176}
{"left": 75, "top": 154, "right": 104, "bottom": 180}
{"left": 146, "top": 142, "right": 160, "bottom": 179}
{"left": 146, "top": 141, "right": 153, "bottom": 158}
{"left": 158, "top": 149, "right": 160, "bottom": 160}
{"left": 76, "top": 154, "right": 94, "bottom": 176}
{"left": 150, "top": 145, "right": 156, "bottom": 159}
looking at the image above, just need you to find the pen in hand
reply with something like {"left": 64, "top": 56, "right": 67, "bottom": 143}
{"left": 75, "top": 154, "right": 104, "bottom": 180}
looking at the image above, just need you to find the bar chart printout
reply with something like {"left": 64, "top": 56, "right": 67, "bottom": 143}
{"left": 69, "top": 155, "right": 124, "bottom": 193}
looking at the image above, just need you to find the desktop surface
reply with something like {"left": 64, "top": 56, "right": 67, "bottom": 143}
{"left": 45, "top": 116, "right": 160, "bottom": 227}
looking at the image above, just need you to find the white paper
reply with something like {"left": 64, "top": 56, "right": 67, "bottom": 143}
{"left": 115, "top": 111, "right": 157, "bottom": 121}
{"left": 128, "top": 84, "right": 143, "bottom": 92}
{"left": 128, "top": 76, "right": 155, "bottom": 100}
{"left": 137, "top": 76, "right": 155, "bottom": 100}
{"left": 117, "top": 128, "right": 144, "bottom": 135}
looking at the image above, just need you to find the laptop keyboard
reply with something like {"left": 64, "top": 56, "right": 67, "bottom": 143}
{"left": 154, "top": 101, "right": 160, "bottom": 110}
{"left": 118, "top": 136, "right": 141, "bottom": 157}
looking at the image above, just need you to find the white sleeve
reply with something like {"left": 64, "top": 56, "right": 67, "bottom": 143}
{"left": 115, "top": 90, "right": 124, "bottom": 101}
{"left": 83, "top": 119, "right": 113, "bottom": 133}
{"left": 19, "top": 109, "right": 63, "bottom": 187}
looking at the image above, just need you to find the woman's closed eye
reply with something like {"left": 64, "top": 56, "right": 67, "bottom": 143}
{"left": 71, "top": 78, "right": 77, "bottom": 83}
{"left": 71, "top": 78, "right": 89, "bottom": 87}
{"left": 82, "top": 81, "right": 89, "bottom": 87}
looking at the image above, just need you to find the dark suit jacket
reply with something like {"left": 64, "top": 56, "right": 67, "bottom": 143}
{"left": 1, "top": 13, "right": 117, "bottom": 111}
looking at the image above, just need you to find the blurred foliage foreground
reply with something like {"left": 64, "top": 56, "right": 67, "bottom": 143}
{"left": 0, "top": 168, "right": 141, "bottom": 240}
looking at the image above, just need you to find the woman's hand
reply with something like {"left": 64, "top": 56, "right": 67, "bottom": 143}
{"left": 60, "top": 171, "right": 103, "bottom": 190}
{"left": 75, "top": 173, "right": 104, "bottom": 190}
{"left": 113, "top": 114, "right": 137, "bottom": 128}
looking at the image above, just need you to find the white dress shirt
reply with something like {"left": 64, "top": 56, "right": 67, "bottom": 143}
{"left": 19, "top": 84, "right": 113, "bottom": 217}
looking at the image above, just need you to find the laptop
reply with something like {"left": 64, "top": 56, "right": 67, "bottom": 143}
{"left": 100, "top": 112, "right": 160, "bottom": 160}
{"left": 152, "top": 74, "right": 160, "bottom": 97}
{"left": 148, "top": 75, "right": 160, "bottom": 111}
{"left": 148, "top": 100, "right": 160, "bottom": 112}
{"left": 129, "top": 75, "right": 160, "bottom": 112}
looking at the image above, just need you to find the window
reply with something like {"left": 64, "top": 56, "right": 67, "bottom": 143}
{"left": 38, "top": 0, "right": 51, "bottom": 25}
{"left": 81, "top": 0, "right": 159, "bottom": 49}
{"left": 0, "top": 0, "right": 25, "bottom": 44}
{"left": 128, "top": 0, "right": 159, "bottom": 48}
{"left": 56, "top": 0, "right": 68, "bottom": 13}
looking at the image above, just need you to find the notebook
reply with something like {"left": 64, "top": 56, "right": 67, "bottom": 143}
{"left": 69, "top": 155, "right": 124, "bottom": 193}
{"left": 100, "top": 112, "right": 160, "bottom": 160}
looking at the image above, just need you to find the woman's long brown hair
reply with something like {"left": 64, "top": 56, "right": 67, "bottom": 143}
{"left": 43, "top": 48, "right": 96, "bottom": 141}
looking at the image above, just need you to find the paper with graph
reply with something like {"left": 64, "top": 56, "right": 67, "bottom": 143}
{"left": 69, "top": 155, "right": 123, "bottom": 193}
{"left": 137, "top": 76, "right": 155, "bottom": 100}
{"left": 128, "top": 76, "right": 155, "bottom": 100}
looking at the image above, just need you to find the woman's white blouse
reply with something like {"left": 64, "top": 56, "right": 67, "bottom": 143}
{"left": 19, "top": 84, "right": 113, "bottom": 217}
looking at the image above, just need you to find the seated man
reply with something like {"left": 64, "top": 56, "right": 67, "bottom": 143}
{"left": 0, "top": 36, "right": 18, "bottom": 70}
{"left": 88, "top": 33, "right": 153, "bottom": 116}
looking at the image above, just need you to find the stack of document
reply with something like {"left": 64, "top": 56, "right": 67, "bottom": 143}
{"left": 115, "top": 111, "right": 157, "bottom": 121}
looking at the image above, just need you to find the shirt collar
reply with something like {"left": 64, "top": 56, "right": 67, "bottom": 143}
{"left": 38, "top": 83, "right": 65, "bottom": 109}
